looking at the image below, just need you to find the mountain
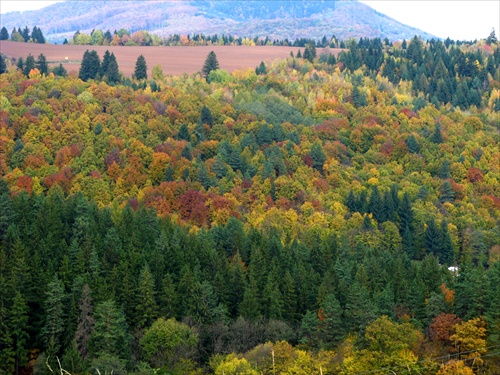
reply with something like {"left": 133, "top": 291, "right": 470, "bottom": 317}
{"left": 0, "top": 0, "right": 435, "bottom": 42}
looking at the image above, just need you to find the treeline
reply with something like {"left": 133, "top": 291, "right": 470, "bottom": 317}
{"left": 0, "top": 25, "right": 45, "bottom": 43}
{"left": 64, "top": 27, "right": 343, "bottom": 47}
{"left": 1, "top": 185, "right": 499, "bottom": 374}
{"left": 339, "top": 34, "right": 500, "bottom": 110}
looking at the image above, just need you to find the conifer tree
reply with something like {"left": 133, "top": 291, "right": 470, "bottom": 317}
{"left": 41, "top": 275, "right": 66, "bottom": 356}
{"left": 36, "top": 53, "right": 48, "bottom": 75}
{"left": 134, "top": 54, "right": 147, "bottom": 80}
{"left": 91, "top": 299, "right": 130, "bottom": 358}
{"left": 0, "top": 27, "right": 8, "bottom": 40}
{"left": 135, "top": 265, "right": 158, "bottom": 329}
{"left": 0, "top": 54, "right": 6, "bottom": 74}
{"left": 10, "top": 291, "right": 29, "bottom": 375}
{"left": 22, "top": 54, "right": 35, "bottom": 76}
{"left": 74, "top": 284, "right": 94, "bottom": 360}
{"left": 309, "top": 142, "right": 326, "bottom": 172}
{"left": 79, "top": 50, "right": 100, "bottom": 81}
{"left": 320, "top": 294, "right": 344, "bottom": 347}
{"left": 201, "top": 105, "right": 214, "bottom": 127}
{"left": 202, "top": 51, "right": 219, "bottom": 79}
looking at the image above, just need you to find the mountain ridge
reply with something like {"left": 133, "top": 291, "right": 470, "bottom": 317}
{"left": 0, "top": 0, "right": 436, "bottom": 42}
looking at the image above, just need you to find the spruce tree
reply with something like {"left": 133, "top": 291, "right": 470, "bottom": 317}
{"left": 36, "top": 53, "right": 48, "bottom": 75}
{"left": 0, "top": 27, "right": 8, "bottom": 40}
{"left": 10, "top": 291, "right": 29, "bottom": 375}
{"left": 134, "top": 54, "right": 147, "bottom": 80}
{"left": 202, "top": 51, "right": 219, "bottom": 79}
{"left": 41, "top": 275, "right": 66, "bottom": 356}
{"left": 309, "top": 142, "right": 326, "bottom": 172}
{"left": 320, "top": 294, "right": 344, "bottom": 347}
{"left": 135, "top": 265, "right": 158, "bottom": 329}
{"left": 0, "top": 54, "right": 6, "bottom": 74}
{"left": 74, "top": 284, "right": 94, "bottom": 360}
{"left": 79, "top": 50, "right": 100, "bottom": 81}
{"left": 105, "top": 53, "right": 119, "bottom": 84}
{"left": 201, "top": 105, "right": 214, "bottom": 127}
{"left": 439, "top": 220, "right": 454, "bottom": 266}
{"left": 22, "top": 54, "right": 35, "bottom": 76}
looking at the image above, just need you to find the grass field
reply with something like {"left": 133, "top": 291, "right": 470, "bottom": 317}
{"left": 0, "top": 41, "right": 342, "bottom": 76}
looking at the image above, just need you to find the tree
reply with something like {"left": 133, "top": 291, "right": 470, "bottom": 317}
{"left": 202, "top": 51, "right": 220, "bottom": 78}
{"left": 52, "top": 63, "right": 67, "bottom": 77}
{"left": 74, "top": 284, "right": 94, "bottom": 360}
{"left": 135, "top": 264, "right": 158, "bottom": 328}
{"left": 140, "top": 317, "right": 198, "bottom": 369}
{"left": 319, "top": 294, "right": 344, "bottom": 347}
{"left": 431, "top": 122, "right": 444, "bottom": 144}
{"left": 9, "top": 291, "right": 29, "bottom": 375}
{"left": 201, "top": 105, "right": 214, "bottom": 127}
{"left": 0, "top": 27, "right": 8, "bottom": 40}
{"left": 22, "top": 54, "right": 35, "bottom": 76}
{"left": 309, "top": 143, "right": 326, "bottom": 172}
{"left": 90, "top": 299, "right": 130, "bottom": 358}
{"left": 104, "top": 53, "right": 120, "bottom": 84}
{"left": 134, "top": 54, "right": 147, "bottom": 80}
{"left": 78, "top": 50, "right": 100, "bottom": 81}
{"left": 303, "top": 43, "right": 317, "bottom": 62}
{"left": 41, "top": 275, "right": 66, "bottom": 356}
{"left": 0, "top": 54, "right": 6, "bottom": 74}
{"left": 36, "top": 53, "right": 48, "bottom": 75}
{"left": 255, "top": 61, "right": 267, "bottom": 75}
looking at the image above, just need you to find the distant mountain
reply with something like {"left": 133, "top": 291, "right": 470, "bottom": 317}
{"left": 0, "top": 0, "right": 435, "bottom": 42}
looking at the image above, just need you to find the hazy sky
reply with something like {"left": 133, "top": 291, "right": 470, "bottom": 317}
{"left": 1, "top": 0, "right": 499, "bottom": 41}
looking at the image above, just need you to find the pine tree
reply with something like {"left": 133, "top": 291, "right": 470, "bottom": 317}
{"left": 105, "top": 53, "right": 119, "bottom": 84}
{"left": 41, "top": 275, "right": 66, "bottom": 356}
{"left": 255, "top": 61, "right": 267, "bottom": 75}
{"left": 79, "top": 50, "right": 100, "bottom": 81}
{"left": 134, "top": 54, "right": 147, "bottom": 80}
{"left": 135, "top": 265, "right": 158, "bottom": 328}
{"left": 309, "top": 143, "right": 326, "bottom": 172}
{"left": 320, "top": 294, "right": 344, "bottom": 347}
{"left": 36, "top": 53, "right": 48, "bottom": 75}
{"left": 430, "top": 122, "right": 444, "bottom": 144}
{"left": 425, "top": 218, "right": 441, "bottom": 257}
{"left": 440, "top": 180, "right": 455, "bottom": 203}
{"left": 201, "top": 105, "right": 214, "bottom": 127}
{"left": 202, "top": 51, "right": 219, "bottom": 79}
{"left": 438, "top": 220, "right": 454, "bottom": 266}
{"left": 99, "top": 50, "right": 111, "bottom": 77}
{"left": 52, "top": 63, "right": 67, "bottom": 77}
{"left": 0, "top": 27, "right": 8, "bottom": 40}
{"left": 0, "top": 54, "right": 6, "bottom": 74}
{"left": 22, "top": 54, "right": 35, "bottom": 76}
{"left": 177, "top": 123, "right": 191, "bottom": 141}
{"left": 9, "top": 291, "right": 29, "bottom": 375}
{"left": 90, "top": 299, "right": 130, "bottom": 358}
{"left": 406, "top": 134, "right": 420, "bottom": 153}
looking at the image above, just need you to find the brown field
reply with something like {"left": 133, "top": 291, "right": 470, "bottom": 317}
{"left": 0, "top": 41, "right": 342, "bottom": 77}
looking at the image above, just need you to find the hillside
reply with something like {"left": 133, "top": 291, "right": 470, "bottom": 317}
{"left": 0, "top": 0, "right": 435, "bottom": 42}
{"left": 1, "top": 34, "right": 499, "bottom": 374}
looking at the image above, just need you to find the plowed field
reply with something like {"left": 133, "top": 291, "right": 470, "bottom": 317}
{"left": 0, "top": 41, "right": 342, "bottom": 76}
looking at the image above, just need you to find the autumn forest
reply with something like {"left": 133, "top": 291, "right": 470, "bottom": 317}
{"left": 0, "top": 28, "right": 500, "bottom": 375}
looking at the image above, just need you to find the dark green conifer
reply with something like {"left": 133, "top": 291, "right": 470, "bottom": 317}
{"left": 36, "top": 53, "right": 48, "bottom": 75}
{"left": 134, "top": 54, "right": 147, "bottom": 80}
{"left": 22, "top": 54, "right": 35, "bottom": 76}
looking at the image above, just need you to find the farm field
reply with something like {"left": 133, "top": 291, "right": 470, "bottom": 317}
{"left": 0, "top": 41, "right": 342, "bottom": 76}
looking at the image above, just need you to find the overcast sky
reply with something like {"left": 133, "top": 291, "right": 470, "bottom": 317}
{"left": 1, "top": 0, "right": 499, "bottom": 41}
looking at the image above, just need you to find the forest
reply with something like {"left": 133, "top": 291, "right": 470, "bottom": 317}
{"left": 0, "top": 31, "right": 500, "bottom": 375}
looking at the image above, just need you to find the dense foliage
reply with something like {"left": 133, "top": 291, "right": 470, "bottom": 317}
{"left": 1, "top": 34, "right": 500, "bottom": 375}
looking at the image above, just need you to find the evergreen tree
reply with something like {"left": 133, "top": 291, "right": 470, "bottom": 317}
{"left": 41, "top": 275, "right": 66, "bottom": 356}
{"left": 309, "top": 142, "right": 326, "bottom": 172}
{"left": 0, "top": 27, "right": 8, "bottom": 40}
{"left": 406, "top": 134, "right": 420, "bottom": 153}
{"left": 194, "top": 118, "right": 206, "bottom": 143}
{"left": 104, "top": 53, "right": 119, "bottom": 84}
{"left": 52, "top": 63, "right": 67, "bottom": 77}
{"left": 201, "top": 105, "right": 214, "bottom": 127}
{"left": 437, "top": 221, "right": 453, "bottom": 267}
{"left": 255, "top": 61, "right": 267, "bottom": 75}
{"left": 440, "top": 180, "right": 455, "bottom": 203}
{"left": 79, "top": 50, "right": 100, "bottom": 81}
{"left": 303, "top": 43, "right": 317, "bottom": 62}
{"left": 16, "top": 57, "right": 23, "bottom": 71}
{"left": 9, "top": 291, "right": 29, "bottom": 375}
{"left": 177, "top": 123, "right": 191, "bottom": 142}
{"left": 21, "top": 26, "right": 30, "bottom": 42}
{"left": 36, "top": 53, "right": 48, "bottom": 75}
{"left": 430, "top": 122, "right": 444, "bottom": 144}
{"left": 22, "top": 54, "right": 35, "bottom": 76}
{"left": 0, "top": 54, "right": 6, "bottom": 74}
{"left": 320, "top": 294, "right": 344, "bottom": 347}
{"left": 135, "top": 264, "right": 158, "bottom": 328}
{"left": 425, "top": 218, "right": 441, "bottom": 257}
{"left": 90, "top": 299, "right": 130, "bottom": 358}
{"left": 134, "top": 54, "right": 147, "bottom": 80}
{"left": 202, "top": 51, "right": 219, "bottom": 79}
{"left": 99, "top": 50, "right": 111, "bottom": 77}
